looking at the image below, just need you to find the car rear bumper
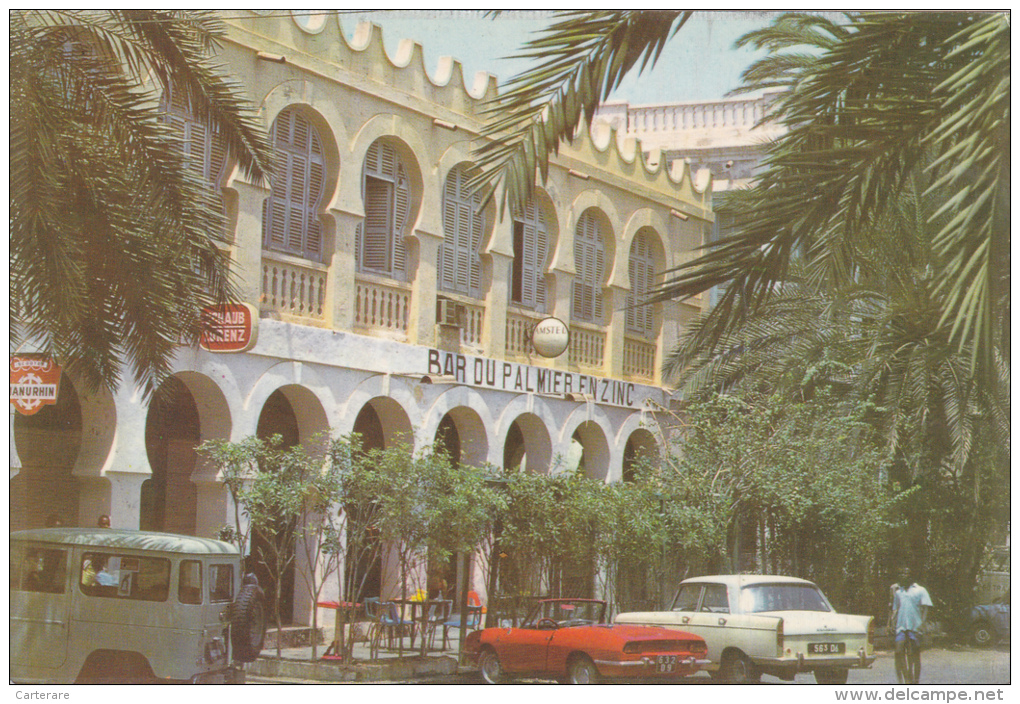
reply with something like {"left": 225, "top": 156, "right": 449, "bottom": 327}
{"left": 593, "top": 656, "right": 711, "bottom": 678}
{"left": 755, "top": 648, "right": 875, "bottom": 671}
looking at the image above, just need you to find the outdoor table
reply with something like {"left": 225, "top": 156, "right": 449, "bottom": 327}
{"left": 390, "top": 598, "right": 449, "bottom": 655}
{"left": 317, "top": 600, "right": 362, "bottom": 660}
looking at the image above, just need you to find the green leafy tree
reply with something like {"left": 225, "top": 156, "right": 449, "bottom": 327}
{"left": 200, "top": 435, "right": 317, "bottom": 658}
{"left": 10, "top": 10, "right": 272, "bottom": 397}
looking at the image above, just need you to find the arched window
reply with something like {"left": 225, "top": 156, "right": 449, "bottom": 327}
{"left": 439, "top": 165, "right": 485, "bottom": 297}
{"left": 162, "top": 86, "right": 229, "bottom": 191}
{"left": 262, "top": 108, "right": 326, "bottom": 260}
{"left": 510, "top": 200, "right": 549, "bottom": 311}
{"left": 626, "top": 229, "right": 657, "bottom": 337}
{"left": 571, "top": 209, "right": 607, "bottom": 324}
{"left": 357, "top": 141, "right": 411, "bottom": 279}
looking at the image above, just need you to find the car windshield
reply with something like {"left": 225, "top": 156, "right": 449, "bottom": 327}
{"left": 739, "top": 583, "right": 832, "bottom": 613}
{"left": 524, "top": 600, "right": 606, "bottom": 628}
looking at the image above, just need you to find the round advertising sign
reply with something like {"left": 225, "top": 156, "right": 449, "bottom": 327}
{"left": 531, "top": 317, "right": 570, "bottom": 358}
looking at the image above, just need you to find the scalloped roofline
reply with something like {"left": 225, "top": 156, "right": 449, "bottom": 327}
{"left": 226, "top": 12, "right": 708, "bottom": 199}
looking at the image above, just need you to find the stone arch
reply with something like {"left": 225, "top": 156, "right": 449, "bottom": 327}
{"left": 613, "top": 413, "right": 662, "bottom": 482}
{"left": 494, "top": 396, "right": 558, "bottom": 474}
{"left": 347, "top": 115, "right": 435, "bottom": 237}
{"left": 558, "top": 407, "right": 615, "bottom": 482}
{"left": 551, "top": 189, "right": 623, "bottom": 274}
{"left": 255, "top": 80, "right": 348, "bottom": 211}
{"left": 339, "top": 375, "right": 420, "bottom": 450}
{"left": 421, "top": 386, "right": 493, "bottom": 469}
{"left": 245, "top": 362, "right": 337, "bottom": 453}
{"left": 613, "top": 208, "right": 671, "bottom": 288}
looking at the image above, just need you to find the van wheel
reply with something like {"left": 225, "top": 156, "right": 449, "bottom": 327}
{"left": 230, "top": 575, "right": 267, "bottom": 663}
{"left": 76, "top": 650, "right": 155, "bottom": 683}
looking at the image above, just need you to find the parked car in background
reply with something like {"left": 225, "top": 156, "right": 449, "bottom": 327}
{"left": 615, "top": 575, "right": 875, "bottom": 684}
{"left": 969, "top": 592, "right": 1010, "bottom": 647}
{"left": 975, "top": 546, "right": 1009, "bottom": 605}
{"left": 464, "top": 598, "right": 710, "bottom": 684}
{"left": 10, "top": 528, "right": 266, "bottom": 683}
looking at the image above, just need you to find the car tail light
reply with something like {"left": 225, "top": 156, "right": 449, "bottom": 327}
{"left": 623, "top": 642, "right": 641, "bottom": 654}
{"left": 777, "top": 618, "right": 784, "bottom": 655}
{"left": 688, "top": 639, "right": 707, "bottom": 656}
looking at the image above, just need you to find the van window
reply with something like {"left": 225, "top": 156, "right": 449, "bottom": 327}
{"left": 13, "top": 547, "right": 67, "bottom": 594}
{"left": 179, "top": 560, "right": 202, "bottom": 605}
{"left": 210, "top": 564, "right": 233, "bottom": 603}
{"left": 79, "top": 552, "right": 170, "bottom": 602}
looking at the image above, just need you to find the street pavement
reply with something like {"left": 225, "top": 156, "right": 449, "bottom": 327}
{"left": 249, "top": 644, "right": 1010, "bottom": 685}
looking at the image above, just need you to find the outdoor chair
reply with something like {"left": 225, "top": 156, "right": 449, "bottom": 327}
{"left": 423, "top": 599, "right": 452, "bottom": 650}
{"left": 364, "top": 598, "right": 412, "bottom": 657}
{"left": 442, "top": 592, "right": 484, "bottom": 650}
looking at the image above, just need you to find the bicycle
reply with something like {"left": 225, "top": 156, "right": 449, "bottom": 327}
{"left": 895, "top": 630, "right": 922, "bottom": 684}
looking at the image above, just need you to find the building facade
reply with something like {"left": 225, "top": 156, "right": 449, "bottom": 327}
{"left": 10, "top": 12, "right": 712, "bottom": 626}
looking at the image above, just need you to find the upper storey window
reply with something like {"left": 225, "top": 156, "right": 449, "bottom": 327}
{"left": 161, "top": 86, "right": 229, "bottom": 193}
{"left": 357, "top": 141, "right": 411, "bottom": 280}
{"left": 510, "top": 200, "right": 549, "bottom": 312}
{"left": 262, "top": 108, "right": 326, "bottom": 260}
{"left": 571, "top": 209, "right": 607, "bottom": 324}
{"left": 626, "top": 229, "right": 658, "bottom": 337}
{"left": 439, "top": 165, "right": 485, "bottom": 298}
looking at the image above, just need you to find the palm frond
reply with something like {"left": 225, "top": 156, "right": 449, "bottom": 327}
{"left": 468, "top": 11, "right": 690, "bottom": 215}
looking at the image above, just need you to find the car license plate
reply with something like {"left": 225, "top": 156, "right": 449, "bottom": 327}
{"left": 656, "top": 655, "right": 677, "bottom": 673}
{"left": 809, "top": 642, "right": 845, "bottom": 655}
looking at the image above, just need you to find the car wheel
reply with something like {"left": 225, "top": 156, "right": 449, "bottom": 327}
{"left": 814, "top": 668, "right": 850, "bottom": 685}
{"left": 567, "top": 655, "right": 600, "bottom": 684}
{"left": 971, "top": 621, "right": 996, "bottom": 647}
{"left": 479, "top": 648, "right": 505, "bottom": 684}
{"left": 230, "top": 575, "right": 267, "bottom": 663}
{"left": 721, "top": 651, "right": 760, "bottom": 684}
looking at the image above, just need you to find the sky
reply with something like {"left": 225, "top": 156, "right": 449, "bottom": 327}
{"left": 332, "top": 10, "right": 786, "bottom": 105}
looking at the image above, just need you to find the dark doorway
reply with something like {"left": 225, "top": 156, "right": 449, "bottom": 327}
{"left": 347, "top": 403, "right": 385, "bottom": 600}
{"left": 142, "top": 377, "right": 200, "bottom": 534}
{"left": 11, "top": 377, "right": 82, "bottom": 529}
{"left": 253, "top": 389, "right": 300, "bottom": 624}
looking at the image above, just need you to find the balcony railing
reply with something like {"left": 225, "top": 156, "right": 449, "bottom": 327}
{"left": 505, "top": 310, "right": 544, "bottom": 362}
{"left": 261, "top": 252, "right": 326, "bottom": 323}
{"left": 461, "top": 301, "right": 484, "bottom": 349}
{"left": 569, "top": 323, "right": 606, "bottom": 373}
{"left": 355, "top": 274, "right": 410, "bottom": 338}
{"left": 623, "top": 335, "right": 657, "bottom": 382}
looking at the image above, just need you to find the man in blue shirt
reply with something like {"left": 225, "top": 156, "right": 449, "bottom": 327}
{"left": 892, "top": 567, "right": 932, "bottom": 684}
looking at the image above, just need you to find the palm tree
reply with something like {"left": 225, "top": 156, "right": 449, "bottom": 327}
{"left": 472, "top": 11, "right": 1008, "bottom": 388}
{"left": 467, "top": 11, "right": 691, "bottom": 217}
{"left": 10, "top": 10, "right": 273, "bottom": 397}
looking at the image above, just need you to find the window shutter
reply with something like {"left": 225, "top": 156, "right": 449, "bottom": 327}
{"left": 440, "top": 171, "right": 459, "bottom": 291}
{"left": 514, "top": 200, "right": 548, "bottom": 311}
{"left": 533, "top": 205, "right": 548, "bottom": 311}
{"left": 573, "top": 210, "right": 606, "bottom": 323}
{"left": 261, "top": 108, "right": 325, "bottom": 260}
{"left": 362, "top": 176, "right": 392, "bottom": 273}
{"left": 360, "top": 141, "right": 409, "bottom": 279}
{"left": 393, "top": 169, "right": 409, "bottom": 279}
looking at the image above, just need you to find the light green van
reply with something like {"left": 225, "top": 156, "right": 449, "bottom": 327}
{"left": 10, "top": 528, "right": 266, "bottom": 684}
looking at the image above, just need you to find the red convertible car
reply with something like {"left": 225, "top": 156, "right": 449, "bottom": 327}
{"left": 464, "top": 598, "right": 710, "bottom": 684}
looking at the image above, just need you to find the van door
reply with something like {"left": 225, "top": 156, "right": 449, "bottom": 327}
{"left": 10, "top": 543, "right": 70, "bottom": 671}
{"left": 203, "top": 562, "right": 236, "bottom": 666}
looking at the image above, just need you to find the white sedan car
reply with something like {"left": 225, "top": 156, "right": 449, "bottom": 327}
{"left": 615, "top": 575, "right": 875, "bottom": 684}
